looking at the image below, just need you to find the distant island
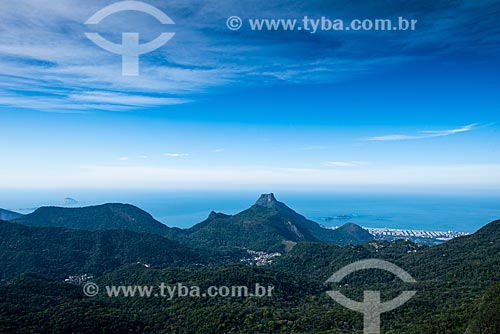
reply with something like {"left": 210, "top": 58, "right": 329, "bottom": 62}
{"left": 319, "top": 214, "right": 357, "bottom": 221}
{"left": 62, "top": 197, "right": 79, "bottom": 206}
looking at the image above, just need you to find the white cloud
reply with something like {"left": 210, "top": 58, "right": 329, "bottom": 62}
{"left": 69, "top": 92, "right": 190, "bottom": 107}
{"left": 0, "top": 0, "right": 243, "bottom": 112}
{"left": 366, "top": 124, "right": 478, "bottom": 142}
{"left": 118, "top": 157, "right": 129, "bottom": 161}
{"left": 164, "top": 153, "right": 189, "bottom": 157}
{"left": 422, "top": 124, "right": 478, "bottom": 136}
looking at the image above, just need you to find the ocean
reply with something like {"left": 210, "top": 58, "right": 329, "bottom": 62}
{"left": 1, "top": 190, "right": 499, "bottom": 233}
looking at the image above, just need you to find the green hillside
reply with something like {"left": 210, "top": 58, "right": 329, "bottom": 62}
{"left": 465, "top": 283, "right": 500, "bottom": 334}
{"left": 0, "top": 220, "right": 203, "bottom": 281}
{"left": 2, "top": 199, "right": 499, "bottom": 334}
{"left": 171, "top": 193, "right": 374, "bottom": 251}
{"left": 1, "top": 217, "right": 499, "bottom": 334}
{"left": 15, "top": 203, "right": 171, "bottom": 235}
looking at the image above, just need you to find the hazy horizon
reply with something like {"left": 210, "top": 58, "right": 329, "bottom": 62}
{"left": 2, "top": 190, "right": 500, "bottom": 233}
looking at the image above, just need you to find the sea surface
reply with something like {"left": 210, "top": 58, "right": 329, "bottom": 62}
{"left": 1, "top": 190, "right": 499, "bottom": 233}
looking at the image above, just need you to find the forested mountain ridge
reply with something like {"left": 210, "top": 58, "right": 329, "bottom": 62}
{"left": 0, "top": 220, "right": 204, "bottom": 281}
{"left": 15, "top": 203, "right": 172, "bottom": 235}
{"left": 167, "top": 193, "right": 374, "bottom": 251}
{"left": 3, "top": 197, "right": 500, "bottom": 333}
{"left": 13, "top": 194, "right": 374, "bottom": 252}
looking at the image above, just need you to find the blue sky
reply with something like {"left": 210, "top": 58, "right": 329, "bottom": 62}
{"left": 0, "top": 0, "right": 499, "bottom": 191}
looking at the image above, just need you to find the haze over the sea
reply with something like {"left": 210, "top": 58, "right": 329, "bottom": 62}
{"left": 1, "top": 190, "right": 499, "bottom": 233}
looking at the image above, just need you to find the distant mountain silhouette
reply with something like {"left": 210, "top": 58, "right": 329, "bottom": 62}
{"left": 168, "top": 193, "right": 373, "bottom": 251}
{"left": 62, "top": 197, "right": 79, "bottom": 206}
{"left": 15, "top": 203, "right": 171, "bottom": 236}
{"left": 0, "top": 208, "right": 22, "bottom": 221}
{"left": 13, "top": 194, "right": 373, "bottom": 252}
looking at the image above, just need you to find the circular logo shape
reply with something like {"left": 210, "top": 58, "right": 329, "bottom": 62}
{"left": 325, "top": 259, "right": 417, "bottom": 334}
{"left": 83, "top": 282, "right": 100, "bottom": 297}
{"left": 85, "top": 1, "right": 176, "bottom": 76}
{"left": 226, "top": 16, "right": 243, "bottom": 31}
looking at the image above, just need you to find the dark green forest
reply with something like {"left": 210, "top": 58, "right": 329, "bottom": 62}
{"left": 1, "top": 196, "right": 499, "bottom": 333}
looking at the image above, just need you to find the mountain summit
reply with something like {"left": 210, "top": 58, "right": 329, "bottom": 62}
{"left": 171, "top": 193, "right": 373, "bottom": 251}
{"left": 255, "top": 193, "right": 279, "bottom": 208}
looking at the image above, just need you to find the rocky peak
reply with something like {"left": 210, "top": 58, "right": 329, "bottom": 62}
{"left": 255, "top": 193, "right": 278, "bottom": 208}
{"left": 208, "top": 211, "right": 218, "bottom": 220}
{"left": 207, "top": 211, "right": 231, "bottom": 220}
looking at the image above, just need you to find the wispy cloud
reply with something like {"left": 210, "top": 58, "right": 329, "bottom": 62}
{"left": 70, "top": 92, "right": 190, "bottom": 107}
{"left": 0, "top": 1, "right": 497, "bottom": 112}
{"left": 366, "top": 124, "right": 478, "bottom": 142}
{"left": 118, "top": 157, "right": 129, "bottom": 161}
{"left": 164, "top": 153, "right": 189, "bottom": 157}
